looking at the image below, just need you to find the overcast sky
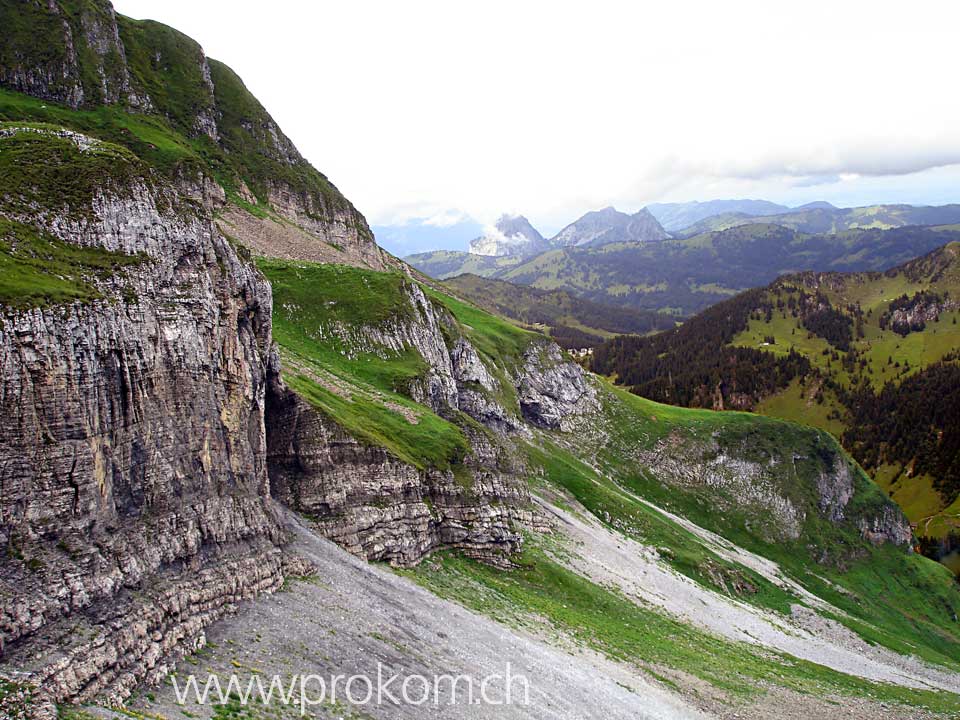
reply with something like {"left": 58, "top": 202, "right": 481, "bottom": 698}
{"left": 113, "top": 0, "right": 960, "bottom": 235}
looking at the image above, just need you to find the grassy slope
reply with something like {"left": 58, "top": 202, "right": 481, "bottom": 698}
{"left": 258, "top": 259, "right": 472, "bottom": 470}
{"left": 607, "top": 395, "right": 960, "bottom": 667}
{"left": 260, "top": 259, "right": 960, "bottom": 710}
{"left": 0, "top": 126, "right": 151, "bottom": 309}
{"left": 733, "top": 243, "right": 960, "bottom": 535}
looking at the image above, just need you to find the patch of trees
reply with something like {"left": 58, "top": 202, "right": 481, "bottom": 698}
{"left": 550, "top": 324, "right": 604, "bottom": 350}
{"left": 842, "top": 363, "right": 960, "bottom": 503}
{"left": 916, "top": 532, "right": 960, "bottom": 564}
{"left": 798, "top": 293, "right": 854, "bottom": 351}
{"left": 591, "top": 288, "right": 811, "bottom": 408}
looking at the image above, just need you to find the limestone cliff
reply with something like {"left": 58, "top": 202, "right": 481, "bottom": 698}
{"left": 0, "top": 126, "right": 297, "bottom": 713}
{"left": 264, "top": 277, "right": 596, "bottom": 568}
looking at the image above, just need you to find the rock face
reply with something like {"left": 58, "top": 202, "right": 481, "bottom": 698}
{"left": 469, "top": 214, "right": 548, "bottom": 257}
{"left": 0, "top": 0, "right": 143, "bottom": 109}
{"left": 518, "top": 344, "right": 599, "bottom": 431}
{"left": 551, "top": 206, "right": 670, "bottom": 248}
{"left": 264, "top": 284, "right": 591, "bottom": 568}
{"left": 0, "top": 129, "right": 293, "bottom": 712}
{"left": 266, "top": 380, "right": 534, "bottom": 567}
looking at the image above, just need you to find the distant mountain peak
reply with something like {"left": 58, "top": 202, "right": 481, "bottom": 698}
{"left": 469, "top": 213, "right": 547, "bottom": 257}
{"left": 646, "top": 198, "right": 792, "bottom": 232}
{"left": 796, "top": 201, "right": 837, "bottom": 210}
{"left": 551, "top": 206, "right": 669, "bottom": 248}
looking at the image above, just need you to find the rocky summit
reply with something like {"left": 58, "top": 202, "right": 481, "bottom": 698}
{"left": 550, "top": 206, "right": 670, "bottom": 247}
{"left": 468, "top": 213, "right": 548, "bottom": 257}
{"left": 1, "top": 3, "right": 960, "bottom": 720}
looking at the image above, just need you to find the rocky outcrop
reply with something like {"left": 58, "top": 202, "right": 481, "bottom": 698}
{"left": 264, "top": 183, "right": 384, "bottom": 270}
{"left": 816, "top": 457, "right": 855, "bottom": 523}
{"left": 452, "top": 338, "right": 525, "bottom": 434}
{"left": 518, "top": 343, "right": 599, "bottom": 431}
{"left": 637, "top": 430, "right": 912, "bottom": 549}
{"left": 858, "top": 506, "right": 914, "bottom": 547}
{"left": 266, "top": 376, "right": 533, "bottom": 567}
{"left": 880, "top": 291, "right": 959, "bottom": 336}
{"left": 0, "top": 129, "right": 294, "bottom": 710}
{"left": 638, "top": 434, "right": 806, "bottom": 542}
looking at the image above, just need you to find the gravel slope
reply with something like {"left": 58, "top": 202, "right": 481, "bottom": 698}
{"left": 115, "top": 515, "right": 708, "bottom": 720}
{"left": 95, "top": 505, "right": 960, "bottom": 720}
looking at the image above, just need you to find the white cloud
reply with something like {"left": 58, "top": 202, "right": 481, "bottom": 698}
{"left": 422, "top": 209, "right": 471, "bottom": 228}
{"left": 113, "top": 0, "right": 960, "bottom": 230}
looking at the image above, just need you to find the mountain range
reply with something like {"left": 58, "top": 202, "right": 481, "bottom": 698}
{"left": 467, "top": 206, "right": 671, "bottom": 258}
{"left": 411, "top": 222, "right": 960, "bottom": 316}
{"left": 386, "top": 199, "right": 960, "bottom": 258}
{"left": 551, "top": 206, "right": 670, "bottom": 247}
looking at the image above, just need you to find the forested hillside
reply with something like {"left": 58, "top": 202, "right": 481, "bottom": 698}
{"left": 593, "top": 242, "right": 960, "bottom": 546}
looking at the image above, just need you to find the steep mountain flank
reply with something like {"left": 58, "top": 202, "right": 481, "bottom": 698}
{"left": 0, "top": 0, "right": 381, "bottom": 270}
